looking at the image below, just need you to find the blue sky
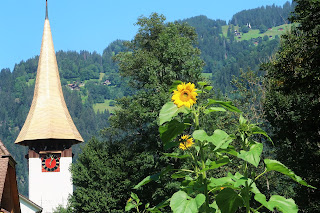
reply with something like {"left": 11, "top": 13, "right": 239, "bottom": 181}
{"left": 0, "top": 0, "right": 290, "bottom": 71}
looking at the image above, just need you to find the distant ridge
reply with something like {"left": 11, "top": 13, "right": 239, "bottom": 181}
{"left": 229, "top": 1, "right": 295, "bottom": 28}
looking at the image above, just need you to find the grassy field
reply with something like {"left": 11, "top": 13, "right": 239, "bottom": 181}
{"left": 221, "top": 23, "right": 294, "bottom": 41}
{"left": 99, "top": 73, "right": 105, "bottom": 81}
{"left": 237, "top": 23, "right": 294, "bottom": 41}
{"left": 93, "top": 99, "right": 118, "bottom": 113}
{"left": 201, "top": 72, "right": 212, "bottom": 79}
{"left": 221, "top": 25, "right": 240, "bottom": 37}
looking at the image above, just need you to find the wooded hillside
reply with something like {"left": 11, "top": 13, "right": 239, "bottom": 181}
{"left": 3, "top": 2, "right": 313, "bottom": 210}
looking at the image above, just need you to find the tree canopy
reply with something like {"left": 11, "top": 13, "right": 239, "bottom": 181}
{"left": 70, "top": 13, "right": 205, "bottom": 211}
{"left": 263, "top": 0, "right": 320, "bottom": 211}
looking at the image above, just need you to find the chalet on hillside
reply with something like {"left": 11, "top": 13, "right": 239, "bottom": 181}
{"left": 68, "top": 83, "right": 80, "bottom": 90}
{"left": 103, "top": 80, "right": 111, "bottom": 85}
{"left": 68, "top": 81, "right": 85, "bottom": 90}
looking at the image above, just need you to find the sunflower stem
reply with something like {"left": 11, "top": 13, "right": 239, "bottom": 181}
{"left": 193, "top": 110, "right": 210, "bottom": 212}
{"left": 200, "top": 143, "right": 210, "bottom": 212}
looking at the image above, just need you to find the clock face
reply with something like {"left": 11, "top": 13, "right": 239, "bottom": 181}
{"left": 41, "top": 154, "right": 60, "bottom": 172}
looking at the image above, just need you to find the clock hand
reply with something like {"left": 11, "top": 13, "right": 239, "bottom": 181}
{"left": 50, "top": 156, "right": 54, "bottom": 166}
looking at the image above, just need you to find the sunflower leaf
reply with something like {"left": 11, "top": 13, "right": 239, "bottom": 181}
{"left": 208, "top": 177, "right": 234, "bottom": 188}
{"left": 163, "top": 153, "right": 190, "bottom": 159}
{"left": 216, "top": 145, "right": 238, "bottom": 156}
{"left": 159, "top": 119, "right": 186, "bottom": 149}
{"left": 204, "top": 86, "right": 213, "bottom": 91}
{"left": 254, "top": 193, "right": 298, "bottom": 213}
{"left": 170, "top": 191, "right": 205, "bottom": 213}
{"left": 198, "top": 81, "right": 208, "bottom": 86}
{"left": 264, "top": 159, "right": 316, "bottom": 188}
{"left": 193, "top": 130, "right": 233, "bottom": 151}
{"left": 216, "top": 188, "right": 244, "bottom": 213}
{"left": 134, "top": 166, "right": 172, "bottom": 189}
{"left": 125, "top": 202, "right": 136, "bottom": 212}
{"left": 237, "top": 143, "right": 263, "bottom": 167}
{"left": 204, "top": 107, "right": 226, "bottom": 114}
{"left": 134, "top": 173, "right": 161, "bottom": 189}
{"left": 207, "top": 99, "right": 242, "bottom": 113}
{"left": 200, "top": 156, "right": 230, "bottom": 172}
{"left": 159, "top": 102, "right": 189, "bottom": 125}
{"left": 250, "top": 125, "right": 273, "bottom": 144}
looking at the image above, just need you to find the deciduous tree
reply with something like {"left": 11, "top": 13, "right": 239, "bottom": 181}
{"left": 70, "top": 13, "right": 205, "bottom": 211}
{"left": 263, "top": 0, "right": 320, "bottom": 211}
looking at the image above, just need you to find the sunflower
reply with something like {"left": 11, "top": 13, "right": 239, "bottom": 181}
{"left": 179, "top": 135, "right": 194, "bottom": 150}
{"left": 172, "top": 82, "right": 197, "bottom": 108}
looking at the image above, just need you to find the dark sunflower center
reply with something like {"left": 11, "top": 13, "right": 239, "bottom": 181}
{"left": 180, "top": 90, "right": 190, "bottom": 101}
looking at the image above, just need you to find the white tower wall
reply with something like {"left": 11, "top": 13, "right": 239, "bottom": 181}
{"left": 29, "top": 157, "right": 73, "bottom": 213}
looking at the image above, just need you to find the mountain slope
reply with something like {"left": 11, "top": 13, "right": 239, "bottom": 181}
{"left": 0, "top": 2, "right": 295, "bottom": 196}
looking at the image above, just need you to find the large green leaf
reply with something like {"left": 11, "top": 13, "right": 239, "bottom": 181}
{"left": 250, "top": 125, "right": 273, "bottom": 143}
{"left": 164, "top": 153, "right": 190, "bottom": 159}
{"left": 209, "top": 201, "right": 221, "bottom": 213}
{"left": 147, "top": 199, "right": 170, "bottom": 213}
{"left": 204, "top": 107, "right": 226, "bottom": 114}
{"left": 197, "top": 81, "right": 208, "bottom": 86}
{"left": 216, "top": 188, "right": 243, "bottom": 213}
{"left": 134, "top": 166, "right": 172, "bottom": 189}
{"left": 239, "top": 114, "right": 247, "bottom": 125}
{"left": 131, "top": 192, "right": 139, "bottom": 201}
{"left": 170, "top": 191, "right": 205, "bottom": 213}
{"left": 201, "top": 156, "right": 230, "bottom": 172}
{"left": 134, "top": 173, "right": 161, "bottom": 189}
{"left": 217, "top": 145, "right": 238, "bottom": 156}
{"left": 159, "top": 102, "right": 189, "bottom": 125}
{"left": 171, "top": 171, "right": 189, "bottom": 179}
{"left": 159, "top": 119, "right": 186, "bottom": 149}
{"left": 208, "top": 177, "right": 234, "bottom": 188}
{"left": 228, "top": 172, "right": 249, "bottom": 188}
{"left": 254, "top": 193, "right": 298, "bottom": 213}
{"left": 207, "top": 99, "right": 242, "bottom": 113}
{"left": 237, "top": 143, "right": 263, "bottom": 167}
{"left": 264, "top": 159, "right": 315, "bottom": 188}
{"left": 193, "top": 129, "right": 233, "bottom": 151}
{"left": 209, "top": 156, "right": 230, "bottom": 169}
{"left": 204, "top": 86, "right": 213, "bottom": 91}
{"left": 125, "top": 202, "right": 136, "bottom": 212}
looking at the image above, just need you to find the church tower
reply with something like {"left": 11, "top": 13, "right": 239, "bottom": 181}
{"left": 15, "top": 1, "right": 83, "bottom": 212}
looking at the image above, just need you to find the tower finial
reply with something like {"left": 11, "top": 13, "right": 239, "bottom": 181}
{"left": 45, "top": 0, "right": 48, "bottom": 20}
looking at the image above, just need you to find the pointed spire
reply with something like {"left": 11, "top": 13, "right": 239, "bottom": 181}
{"left": 15, "top": 1, "right": 83, "bottom": 147}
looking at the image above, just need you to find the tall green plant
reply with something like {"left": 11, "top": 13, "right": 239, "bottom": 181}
{"left": 127, "top": 81, "right": 314, "bottom": 213}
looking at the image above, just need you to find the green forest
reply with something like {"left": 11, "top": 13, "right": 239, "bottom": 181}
{"left": 0, "top": 0, "right": 319, "bottom": 212}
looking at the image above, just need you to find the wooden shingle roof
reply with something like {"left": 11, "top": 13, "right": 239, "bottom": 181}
{"left": 0, "top": 139, "right": 20, "bottom": 212}
{"left": 0, "top": 140, "right": 10, "bottom": 156}
{"left": 0, "top": 139, "right": 11, "bottom": 203}
{"left": 15, "top": 7, "right": 83, "bottom": 146}
{"left": 0, "top": 157, "right": 9, "bottom": 202}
